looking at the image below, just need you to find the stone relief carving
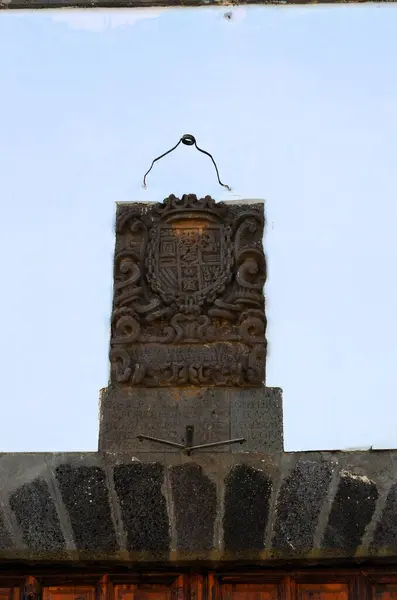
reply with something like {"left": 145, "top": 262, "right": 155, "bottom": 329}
{"left": 110, "top": 194, "right": 266, "bottom": 387}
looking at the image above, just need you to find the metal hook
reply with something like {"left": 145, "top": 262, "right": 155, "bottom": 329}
{"left": 142, "top": 134, "right": 231, "bottom": 191}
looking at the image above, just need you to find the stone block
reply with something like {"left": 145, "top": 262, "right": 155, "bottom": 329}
{"left": 371, "top": 482, "right": 397, "bottom": 550}
{"left": 99, "top": 385, "right": 283, "bottom": 453}
{"left": 322, "top": 470, "right": 378, "bottom": 553}
{"left": 170, "top": 463, "right": 217, "bottom": 552}
{"left": 230, "top": 387, "right": 283, "bottom": 452}
{"left": 99, "top": 386, "right": 231, "bottom": 452}
{"left": 55, "top": 464, "right": 117, "bottom": 552}
{"left": 272, "top": 459, "right": 333, "bottom": 554}
{"left": 9, "top": 478, "right": 65, "bottom": 553}
{"left": 223, "top": 464, "right": 272, "bottom": 552}
{"left": 0, "top": 511, "right": 13, "bottom": 550}
{"left": 113, "top": 462, "right": 170, "bottom": 555}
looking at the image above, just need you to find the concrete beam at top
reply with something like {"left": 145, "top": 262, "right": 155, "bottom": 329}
{"left": 0, "top": 0, "right": 394, "bottom": 10}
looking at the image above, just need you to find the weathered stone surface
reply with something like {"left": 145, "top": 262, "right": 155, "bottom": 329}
{"left": 223, "top": 464, "right": 272, "bottom": 552}
{"left": 230, "top": 387, "right": 283, "bottom": 452}
{"left": 170, "top": 463, "right": 216, "bottom": 552}
{"left": 99, "top": 197, "right": 281, "bottom": 455}
{"left": 9, "top": 478, "right": 65, "bottom": 552}
{"left": 100, "top": 385, "right": 283, "bottom": 453}
{"left": 0, "top": 451, "right": 396, "bottom": 563}
{"left": 322, "top": 470, "right": 378, "bottom": 553}
{"left": 113, "top": 462, "right": 170, "bottom": 554}
{"left": 272, "top": 460, "right": 333, "bottom": 554}
{"left": 0, "top": 511, "right": 12, "bottom": 549}
{"left": 110, "top": 196, "right": 266, "bottom": 388}
{"left": 371, "top": 481, "right": 397, "bottom": 550}
{"left": 56, "top": 465, "right": 117, "bottom": 552}
{"left": 99, "top": 386, "right": 230, "bottom": 452}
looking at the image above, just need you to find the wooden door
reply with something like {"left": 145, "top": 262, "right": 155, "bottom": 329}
{"left": 10, "top": 568, "right": 397, "bottom": 600}
{"left": 365, "top": 574, "right": 397, "bottom": 599}
{"left": 210, "top": 574, "right": 285, "bottom": 600}
{"left": 219, "top": 583, "right": 281, "bottom": 600}
{"left": 112, "top": 575, "right": 185, "bottom": 600}
{"left": 41, "top": 574, "right": 186, "bottom": 600}
{"left": 293, "top": 582, "right": 350, "bottom": 600}
{"left": 0, "top": 587, "right": 20, "bottom": 600}
{"left": 210, "top": 573, "right": 357, "bottom": 600}
{"left": 43, "top": 585, "right": 96, "bottom": 600}
{"left": 371, "top": 586, "right": 397, "bottom": 600}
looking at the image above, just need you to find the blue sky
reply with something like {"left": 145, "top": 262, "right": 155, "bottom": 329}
{"left": 0, "top": 4, "right": 396, "bottom": 451}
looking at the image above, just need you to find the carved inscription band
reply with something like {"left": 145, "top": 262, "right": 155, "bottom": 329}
{"left": 110, "top": 194, "right": 266, "bottom": 387}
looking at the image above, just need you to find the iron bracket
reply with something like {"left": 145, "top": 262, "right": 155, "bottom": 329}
{"left": 137, "top": 425, "right": 245, "bottom": 455}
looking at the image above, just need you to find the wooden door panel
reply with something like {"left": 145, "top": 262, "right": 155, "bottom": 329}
{"left": 0, "top": 589, "right": 19, "bottom": 600}
{"left": 114, "top": 584, "right": 136, "bottom": 600}
{"left": 364, "top": 573, "right": 397, "bottom": 599}
{"left": 114, "top": 576, "right": 184, "bottom": 600}
{"left": 217, "top": 583, "right": 282, "bottom": 600}
{"left": 43, "top": 586, "right": 96, "bottom": 600}
{"left": 372, "top": 583, "right": 397, "bottom": 599}
{"left": 137, "top": 588, "right": 178, "bottom": 600}
{"left": 294, "top": 583, "right": 349, "bottom": 600}
{"left": 115, "top": 586, "right": 175, "bottom": 600}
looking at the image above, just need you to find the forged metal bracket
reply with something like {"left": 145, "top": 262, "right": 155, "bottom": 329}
{"left": 137, "top": 425, "right": 245, "bottom": 455}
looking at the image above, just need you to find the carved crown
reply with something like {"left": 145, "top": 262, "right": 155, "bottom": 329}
{"left": 155, "top": 194, "right": 226, "bottom": 221}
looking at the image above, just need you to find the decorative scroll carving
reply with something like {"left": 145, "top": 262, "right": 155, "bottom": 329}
{"left": 110, "top": 195, "right": 266, "bottom": 387}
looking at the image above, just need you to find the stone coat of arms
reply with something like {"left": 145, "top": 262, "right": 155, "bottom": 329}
{"left": 110, "top": 194, "right": 266, "bottom": 387}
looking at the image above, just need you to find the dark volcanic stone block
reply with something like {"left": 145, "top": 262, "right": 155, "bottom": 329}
{"left": 230, "top": 387, "right": 283, "bottom": 452}
{"left": 272, "top": 460, "right": 333, "bottom": 554}
{"left": 223, "top": 464, "right": 272, "bottom": 552}
{"left": 170, "top": 463, "right": 216, "bottom": 552}
{"left": 322, "top": 470, "right": 378, "bottom": 553}
{"left": 56, "top": 465, "right": 117, "bottom": 552}
{"left": 371, "top": 482, "right": 397, "bottom": 550}
{"left": 114, "top": 462, "right": 170, "bottom": 554}
{"left": 9, "top": 478, "right": 65, "bottom": 552}
{"left": 0, "top": 511, "right": 12, "bottom": 549}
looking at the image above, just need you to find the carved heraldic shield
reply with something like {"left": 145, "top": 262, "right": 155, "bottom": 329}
{"left": 110, "top": 194, "right": 266, "bottom": 387}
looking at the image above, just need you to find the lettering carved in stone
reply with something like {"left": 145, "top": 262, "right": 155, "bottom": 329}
{"left": 110, "top": 195, "right": 266, "bottom": 387}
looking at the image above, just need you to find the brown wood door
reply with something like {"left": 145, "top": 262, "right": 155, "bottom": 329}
{"left": 40, "top": 575, "right": 186, "bottom": 600}
{"left": 372, "top": 586, "right": 397, "bottom": 599}
{"left": 11, "top": 569, "right": 397, "bottom": 600}
{"left": 43, "top": 586, "right": 96, "bottom": 600}
{"left": 363, "top": 572, "right": 397, "bottom": 599}
{"left": 210, "top": 574, "right": 285, "bottom": 600}
{"left": 293, "top": 583, "right": 350, "bottom": 600}
{"left": 113, "top": 575, "right": 185, "bottom": 600}
{"left": 0, "top": 588, "right": 20, "bottom": 600}
{"left": 211, "top": 573, "right": 356, "bottom": 600}
{"left": 219, "top": 583, "right": 281, "bottom": 600}
{"left": 368, "top": 577, "right": 397, "bottom": 599}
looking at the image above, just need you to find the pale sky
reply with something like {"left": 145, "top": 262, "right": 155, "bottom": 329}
{"left": 0, "top": 4, "right": 396, "bottom": 452}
